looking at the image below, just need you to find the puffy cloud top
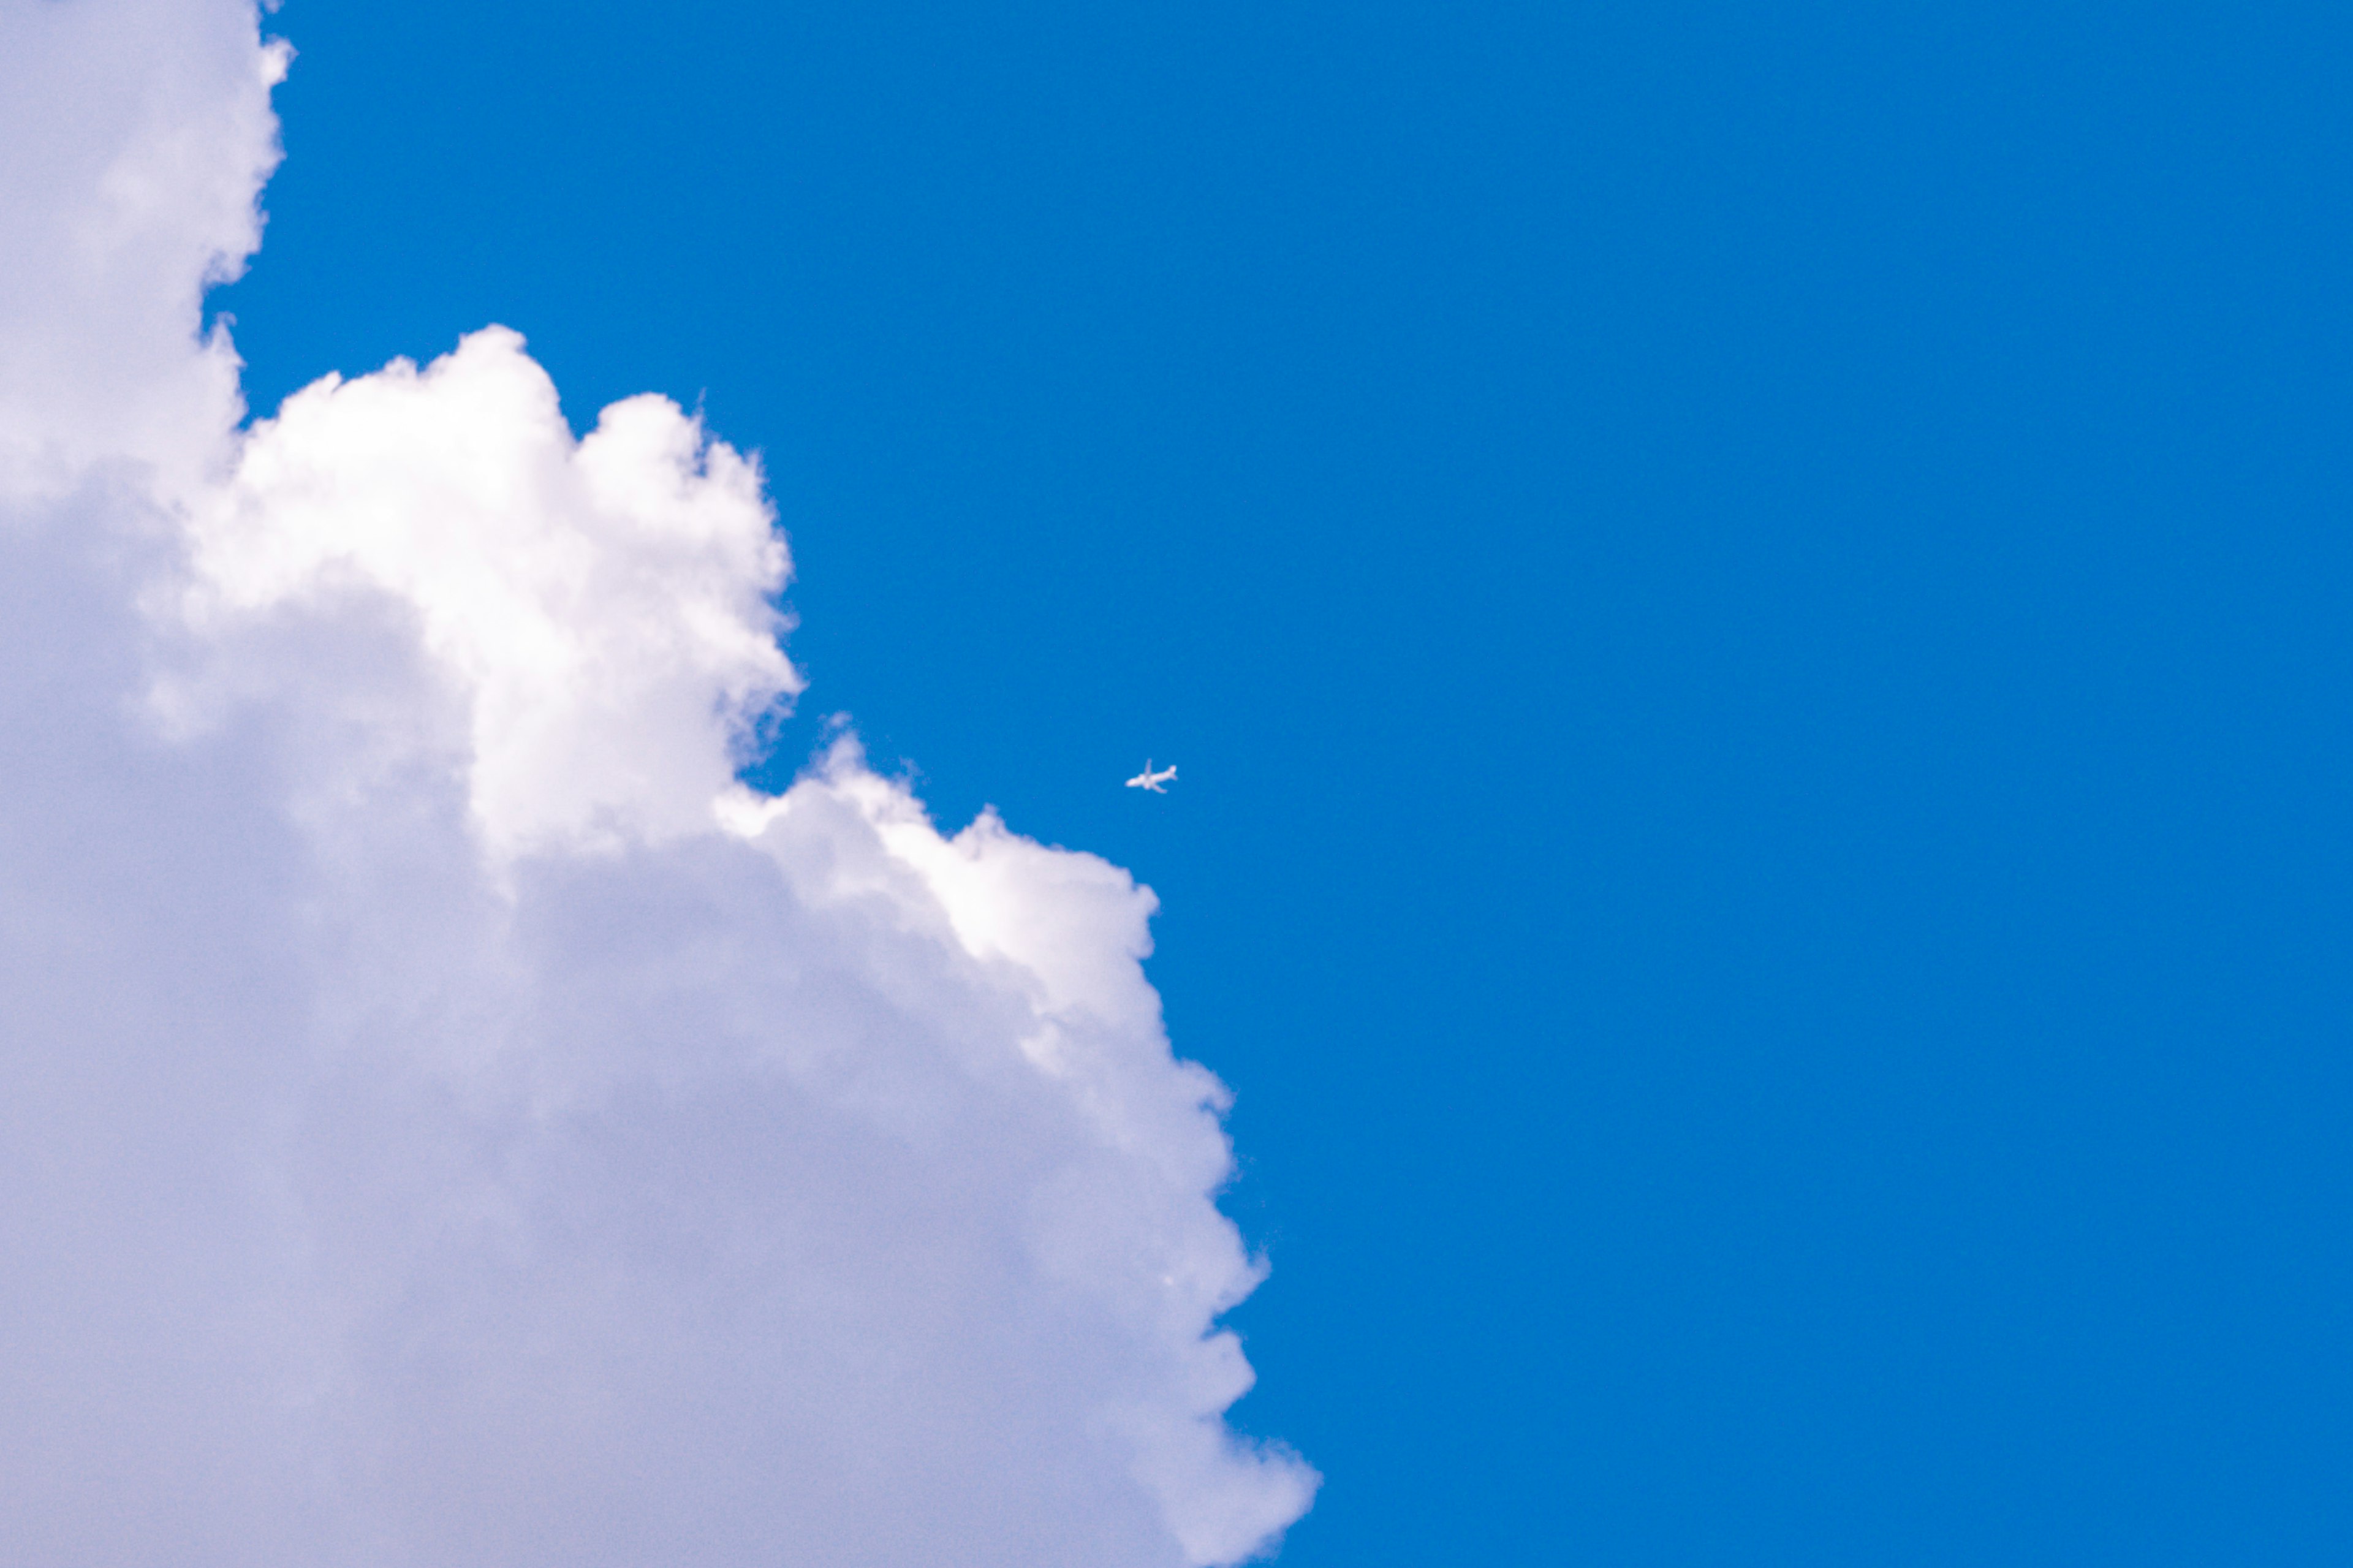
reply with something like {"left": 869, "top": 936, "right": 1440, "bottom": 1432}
{"left": 190, "top": 327, "right": 799, "bottom": 857}
{"left": 0, "top": 2, "right": 1315, "bottom": 1564}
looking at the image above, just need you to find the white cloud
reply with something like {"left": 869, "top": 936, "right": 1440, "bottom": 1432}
{"left": 0, "top": 0, "right": 284, "bottom": 498}
{"left": 0, "top": 2, "right": 1315, "bottom": 1563}
{"left": 184, "top": 325, "right": 799, "bottom": 859}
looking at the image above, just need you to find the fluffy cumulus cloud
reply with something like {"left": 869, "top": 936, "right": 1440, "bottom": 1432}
{"left": 0, "top": 2, "right": 1316, "bottom": 1564}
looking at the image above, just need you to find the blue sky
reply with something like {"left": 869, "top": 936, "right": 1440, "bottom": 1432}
{"left": 210, "top": 3, "right": 2353, "bottom": 1561}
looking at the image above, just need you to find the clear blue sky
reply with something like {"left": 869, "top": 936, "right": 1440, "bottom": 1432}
{"left": 218, "top": 4, "right": 2353, "bottom": 1561}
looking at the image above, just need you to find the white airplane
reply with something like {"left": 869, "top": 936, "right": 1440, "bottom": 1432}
{"left": 1126, "top": 760, "right": 1177, "bottom": 793}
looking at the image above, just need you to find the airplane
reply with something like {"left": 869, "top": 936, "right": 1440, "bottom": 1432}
{"left": 1125, "top": 760, "right": 1176, "bottom": 793}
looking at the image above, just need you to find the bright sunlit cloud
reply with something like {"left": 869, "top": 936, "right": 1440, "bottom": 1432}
{"left": 0, "top": 2, "right": 1313, "bottom": 1562}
